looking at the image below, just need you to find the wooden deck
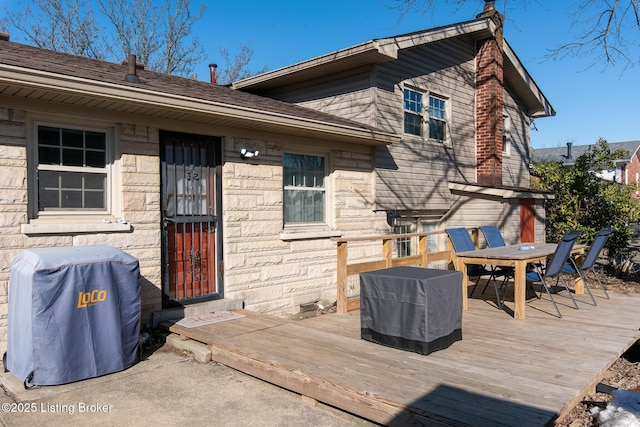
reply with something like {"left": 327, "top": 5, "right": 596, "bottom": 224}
{"left": 169, "top": 287, "right": 640, "bottom": 426}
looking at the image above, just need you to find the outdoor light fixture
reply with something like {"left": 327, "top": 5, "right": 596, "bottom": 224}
{"left": 386, "top": 210, "right": 401, "bottom": 227}
{"left": 240, "top": 148, "right": 259, "bottom": 160}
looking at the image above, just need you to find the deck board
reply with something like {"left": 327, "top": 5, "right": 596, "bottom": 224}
{"left": 170, "top": 287, "right": 640, "bottom": 426}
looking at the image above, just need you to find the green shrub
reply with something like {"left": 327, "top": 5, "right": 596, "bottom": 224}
{"left": 531, "top": 138, "right": 640, "bottom": 264}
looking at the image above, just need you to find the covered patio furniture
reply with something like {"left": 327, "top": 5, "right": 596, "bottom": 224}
{"left": 359, "top": 266, "right": 463, "bottom": 355}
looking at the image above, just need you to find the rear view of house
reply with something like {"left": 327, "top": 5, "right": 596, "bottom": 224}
{"left": 0, "top": 2, "right": 556, "bottom": 354}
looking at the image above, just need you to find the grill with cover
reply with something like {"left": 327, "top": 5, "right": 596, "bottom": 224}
{"left": 6, "top": 245, "right": 141, "bottom": 386}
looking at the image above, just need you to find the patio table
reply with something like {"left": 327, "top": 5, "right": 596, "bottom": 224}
{"left": 455, "top": 243, "right": 585, "bottom": 320}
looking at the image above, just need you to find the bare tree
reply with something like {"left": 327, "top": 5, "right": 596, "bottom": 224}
{"left": 1, "top": 0, "right": 266, "bottom": 79}
{"left": 96, "top": 0, "right": 205, "bottom": 75}
{"left": 217, "top": 43, "right": 268, "bottom": 85}
{"left": 546, "top": 0, "right": 640, "bottom": 71}
{"left": 389, "top": 0, "right": 640, "bottom": 70}
{"left": 0, "top": 0, "right": 107, "bottom": 59}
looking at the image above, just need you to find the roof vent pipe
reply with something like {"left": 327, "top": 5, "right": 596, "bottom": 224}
{"left": 566, "top": 142, "right": 573, "bottom": 159}
{"left": 125, "top": 54, "right": 140, "bottom": 83}
{"left": 0, "top": 31, "right": 9, "bottom": 41}
{"left": 209, "top": 63, "right": 218, "bottom": 84}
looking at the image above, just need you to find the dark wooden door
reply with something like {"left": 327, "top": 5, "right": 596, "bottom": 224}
{"left": 161, "top": 132, "right": 222, "bottom": 304}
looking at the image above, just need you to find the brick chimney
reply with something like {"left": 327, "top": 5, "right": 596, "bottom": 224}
{"left": 475, "top": 0, "right": 505, "bottom": 186}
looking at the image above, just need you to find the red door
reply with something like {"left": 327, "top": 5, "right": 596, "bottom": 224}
{"left": 519, "top": 199, "right": 535, "bottom": 243}
{"left": 161, "top": 132, "right": 222, "bottom": 304}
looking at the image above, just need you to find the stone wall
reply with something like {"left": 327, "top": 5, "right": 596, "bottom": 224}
{"left": 0, "top": 108, "right": 28, "bottom": 353}
{"left": 221, "top": 137, "right": 386, "bottom": 315}
{"left": 0, "top": 109, "right": 389, "bottom": 351}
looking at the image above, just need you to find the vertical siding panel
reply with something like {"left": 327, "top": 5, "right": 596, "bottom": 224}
{"left": 503, "top": 85, "right": 532, "bottom": 188}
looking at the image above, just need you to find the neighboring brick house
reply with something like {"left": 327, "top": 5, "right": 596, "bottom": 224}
{"left": 234, "top": 2, "right": 554, "bottom": 244}
{"left": 532, "top": 141, "right": 640, "bottom": 195}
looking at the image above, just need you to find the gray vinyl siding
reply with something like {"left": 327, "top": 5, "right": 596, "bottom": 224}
{"left": 257, "top": 67, "right": 376, "bottom": 128}
{"left": 243, "top": 34, "right": 540, "bottom": 219}
{"left": 373, "top": 36, "right": 477, "bottom": 211}
{"left": 535, "top": 201, "right": 547, "bottom": 243}
{"left": 446, "top": 194, "right": 522, "bottom": 245}
{"left": 503, "top": 85, "right": 531, "bottom": 188}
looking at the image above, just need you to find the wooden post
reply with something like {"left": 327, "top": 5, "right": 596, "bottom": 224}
{"left": 336, "top": 241, "right": 348, "bottom": 314}
{"left": 419, "top": 235, "right": 428, "bottom": 267}
{"left": 446, "top": 237, "right": 455, "bottom": 270}
{"left": 382, "top": 238, "right": 393, "bottom": 268}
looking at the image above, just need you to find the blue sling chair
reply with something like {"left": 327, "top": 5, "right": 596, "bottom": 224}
{"left": 478, "top": 226, "right": 516, "bottom": 304}
{"left": 479, "top": 225, "right": 508, "bottom": 248}
{"left": 561, "top": 227, "right": 613, "bottom": 303}
{"left": 445, "top": 228, "right": 507, "bottom": 309}
{"left": 525, "top": 230, "right": 582, "bottom": 318}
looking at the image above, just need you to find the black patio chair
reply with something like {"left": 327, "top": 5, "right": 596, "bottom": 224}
{"left": 445, "top": 228, "right": 506, "bottom": 308}
{"left": 525, "top": 230, "right": 582, "bottom": 318}
{"left": 562, "top": 227, "right": 613, "bottom": 302}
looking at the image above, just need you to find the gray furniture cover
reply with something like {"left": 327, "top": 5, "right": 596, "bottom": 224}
{"left": 360, "top": 266, "right": 462, "bottom": 355}
{"left": 6, "top": 245, "right": 140, "bottom": 386}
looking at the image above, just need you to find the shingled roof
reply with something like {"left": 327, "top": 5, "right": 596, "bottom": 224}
{"left": 531, "top": 141, "right": 640, "bottom": 166}
{"left": 0, "top": 40, "right": 397, "bottom": 146}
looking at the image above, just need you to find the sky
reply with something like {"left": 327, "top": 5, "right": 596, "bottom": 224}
{"left": 3, "top": 0, "right": 639, "bottom": 149}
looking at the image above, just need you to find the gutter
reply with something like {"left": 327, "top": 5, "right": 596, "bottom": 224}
{"left": 0, "top": 64, "right": 399, "bottom": 146}
{"left": 448, "top": 182, "right": 555, "bottom": 200}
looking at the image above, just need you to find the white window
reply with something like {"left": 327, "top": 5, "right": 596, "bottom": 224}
{"left": 404, "top": 87, "right": 450, "bottom": 145}
{"left": 22, "top": 120, "right": 128, "bottom": 236}
{"left": 421, "top": 222, "right": 438, "bottom": 254}
{"left": 403, "top": 88, "right": 423, "bottom": 137}
{"left": 393, "top": 224, "right": 412, "bottom": 257}
{"left": 428, "top": 94, "right": 448, "bottom": 143}
{"left": 283, "top": 153, "right": 325, "bottom": 224}
{"left": 35, "top": 124, "right": 110, "bottom": 213}
{"left": 502, "top": 114, "right": 511, "bottom": 157}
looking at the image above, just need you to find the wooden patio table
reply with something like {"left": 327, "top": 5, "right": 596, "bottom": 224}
{"left": 455, "top": 243, "right": 585, "bottom": 320}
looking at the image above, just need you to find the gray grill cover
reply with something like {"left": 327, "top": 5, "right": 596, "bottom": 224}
{"left": 360, "top": 267, "right": 462, "bottom": 355}
{"left": 7, "top": 245, "right": 140, "bottom": 385}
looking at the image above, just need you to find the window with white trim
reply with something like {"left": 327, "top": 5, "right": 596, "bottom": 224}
{"left": 404, "top": 88, "right": 450, "bottom": 145}
{"left": 283, "top": 153, "right": 325, "bottom": 224}
{"left": 393, "top": 224, "right": 412, "bottom": 257}
{"left": 403, "top": 88, "right": 423, "bottom": 137}
{"left": 502, "top": 114, "right": 511, "bottom": 157}
{"left": 428, "top": 94, "right": 448, "bottom": 143}
{"left": 33, "top": 122, "right": 112, "bottom": 216}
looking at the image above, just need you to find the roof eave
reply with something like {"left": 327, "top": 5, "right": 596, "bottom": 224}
{"left": 448, "top": 182, "right": 555, "bottom": 200}
{"left": 233, "top": 41, "right": 396, "bottom": 91}
{"left": 0, "top": 64, "right": 398, "bottom": 146}
{"left": 503, "top": 41, "right": 555, "bottom": 119}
